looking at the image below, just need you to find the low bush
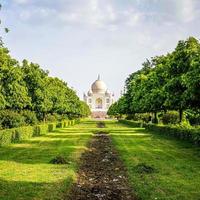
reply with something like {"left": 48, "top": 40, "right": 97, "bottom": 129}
{"left": 134, "top": 113, "right": 151, "bottom": 123}
{"left": 0, "top": 119, "right": 77, "bottom": 146}
{"left": 119, "top": 119, "right": 200, "bottom": 146}
{"left": 56, "top": 122, "right": 64, "bottom": 128}
{"left": 161, "top": 111, "right": 179, "bottom": 125}
{"left": 14, "top": 126, "right": 34, "bottom": 141}
{"left": 0, "top": 110, "right": 25, "bottom": 129}
{"left": 118, "top": 120, "right": 143, "bottom": 127}
{"left": 20, "top": 110, "right": 38, "bottom": 125}
{"left": 48, "top": 123, "right": 56, "bottom": 132}
{"left": 33, "top": 124, "right": 49, "bottom": 136}
{"left": 63, "top": 121, "right": 69, "bottom": 128}
{"left": 0, "top": 129, "right": 15, "bottom": 146}
{"left": 146, "top": 124, "right": 200, "bottom": 146}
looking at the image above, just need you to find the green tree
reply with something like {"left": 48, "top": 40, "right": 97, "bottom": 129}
{"left": 0, "top": 48, "right": 31, "bottom": 110}
{"left": 164, "top": 37, "right": 200, "bottom": 122}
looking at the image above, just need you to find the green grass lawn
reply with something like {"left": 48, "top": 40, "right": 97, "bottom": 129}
{"left": 1, "top": 120, "right": 200, "bottom": 200}
{"left": 108, "top": 121, "right": 200, "bottom": 200}
{"left": 0, "top": 122, "right": 93, "bottom": 200}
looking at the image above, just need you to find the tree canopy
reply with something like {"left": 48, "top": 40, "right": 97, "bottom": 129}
{"left": 108, "top": 37, "right": 200, "bottom": 122}
{"left": 0, "top": 46, "right": 90, "bottom": 120}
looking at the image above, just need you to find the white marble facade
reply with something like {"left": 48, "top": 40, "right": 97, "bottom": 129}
{"left": 84, "top": 75, "right": 114, "bottom": 117}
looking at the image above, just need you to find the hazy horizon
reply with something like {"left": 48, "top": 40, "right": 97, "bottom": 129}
{"left": 1, "top": 0, "right": 200, "bottom": 99}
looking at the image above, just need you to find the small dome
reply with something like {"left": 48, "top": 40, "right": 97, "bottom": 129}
{"left": 87, "top": 89, "right": 93, "bottom": 96}
{"left": 91, "top": 75, "right": 107, "bottom": 94}
{"left": 105, "top": 90, "right": 111, "bottom": 96}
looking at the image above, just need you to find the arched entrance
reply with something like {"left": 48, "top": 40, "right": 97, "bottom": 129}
{"left": 95, "top": 98, "right": 103, "bottom": 109}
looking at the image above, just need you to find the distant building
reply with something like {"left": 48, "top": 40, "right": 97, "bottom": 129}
{"left": 84, "top": 75, "right": 114, "bottom": 118}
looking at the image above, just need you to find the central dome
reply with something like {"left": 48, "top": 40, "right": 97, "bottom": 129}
{"left": 91, "top": 75, "right": 107, "bottom": 94}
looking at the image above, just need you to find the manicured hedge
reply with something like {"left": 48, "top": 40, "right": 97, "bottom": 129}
{"left": 119, "top": 119, "right": 200, "bottom": 146}
{"left": 56, "top": 120, "right": 76, "bottom": 128}
{"left": 118, "top": 119, "right": 143, "bottom": 127}
{"left": 48, "top": 123, "right": 57, "bottom": 132}
{"left": 145, "top": 124, "right": 200, "bottom": 145}
{"left": 56, "top": 122, "right": 64, "bottom": 128}
{"left": 15, "top": 126, "right": 34, "bottom": 141}
{"left": 0, "top": 129, "right": 15, "bottom": 146}
{"left": 34, "top": 124, "right": 51, "bottom": 136}
{"left": 0, "top": 120, "right": 79, "bottom": 147}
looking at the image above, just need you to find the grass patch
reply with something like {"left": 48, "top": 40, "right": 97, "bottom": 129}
{"left": 108, "top": 121, "right": 200, "bottom": 200}
{"left": 134, "top": 163, "right": 158, "bottom": 174}
{"left": 0, "top": 122, "right": 92, "bottom": 200}
{"left": 1, "top": 120, "right": 200, "bottom": 200}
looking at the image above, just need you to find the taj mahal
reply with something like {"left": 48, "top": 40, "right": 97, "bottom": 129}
{"left": 84, "top": 75, "right": 115, "bottom": 118}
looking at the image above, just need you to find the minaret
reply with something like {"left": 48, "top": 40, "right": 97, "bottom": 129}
{"left": 97, "top": 74, "right": 100, "bottom": 80}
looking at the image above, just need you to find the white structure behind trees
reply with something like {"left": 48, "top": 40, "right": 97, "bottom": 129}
{"left": 84, "top": 75, "right": 114, "bottom": 118}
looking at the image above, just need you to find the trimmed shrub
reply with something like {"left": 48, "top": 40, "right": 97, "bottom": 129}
{"left": 146, "top": 124, "right": 200, "bottom": 146}
{"left": 118, "top": 120, "right": 143, "bottom": 127}
{"left": 48, "top": 123, "right": 56, "bottom": 132}
{"left": 161, "top": 111, "right": 179, "bottom": 125}
{"left": 14, "top": 126, "right": 34, "bottom": 142}
{"left": 70, "top": 120, "right": 75, "bottom": 126}
{"left": 33, "top": 124, "right": 49, "bottom": 136}
{"left": 20, "top": 110, "right": 38, "bottom": 125}
{"left": 0, "top": 129, "right": 15, "bottom": 146}
{"left": 56, "top": 122, "right": 64, "bottom": 128}
{"left": 63, "top": 121, "right": 68, "bottom": 128}
{"left": 0, "top": 110, "right": 25, "bottom": 129}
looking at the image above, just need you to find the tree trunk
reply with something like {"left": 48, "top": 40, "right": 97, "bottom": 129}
{"left": 154, "top": 112, "right": 158, "bottom": 124}
{"left": 43, "top": 112, "right": 46, "bottom": 123}
{"left": 179, "top": 109, "right": 183, "bottom": 123}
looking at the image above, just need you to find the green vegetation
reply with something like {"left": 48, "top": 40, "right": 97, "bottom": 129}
{"left": 120, "top": 119, "right": 200, "bottom": 147}
{"left": 0, "top": 45, "right": 90, "bottom": 130}
{"left": 107, "top": 121, "right": 200, "bottom": 200}
{"left": 108, "top": 37, "right": 200, "bottom": 145}
{"left": 108, "top": 37, "right": 200, "bottom": 125}
{"left": 0, "top": 120, "right": 200, "bottom": 199}
{"left": 0, "top": 120, "right": 76, "bottom": 146}
{"left": 0, "top": 121, "right": 93, "bottom": 200}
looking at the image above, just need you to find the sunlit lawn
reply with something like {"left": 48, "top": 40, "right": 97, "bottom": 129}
{"left": 1, "top": 120, "right": 200, "bottom": 200}
{"left": 0, "top": 122, "right": 93, "bottom": 200}
{"left": 109, "top": 122, "right": 200, "bottom": 200}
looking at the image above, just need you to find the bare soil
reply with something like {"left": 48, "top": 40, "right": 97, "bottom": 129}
{"left": 66, "top": 131, "right": 136, "bottom": 200}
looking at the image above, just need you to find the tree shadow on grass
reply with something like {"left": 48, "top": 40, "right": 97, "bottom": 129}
{"left": 0, "top": 134, "right": 89, "bottom": 164}
{"left": 0, "top": 177, "right": 73, "bottom": 200}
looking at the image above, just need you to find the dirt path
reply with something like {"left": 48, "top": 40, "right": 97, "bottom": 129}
{"left": 66, "top": 130, "right": 136, "bottom": 200}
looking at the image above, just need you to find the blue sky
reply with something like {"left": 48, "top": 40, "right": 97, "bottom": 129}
{"left": 1, "top": 0, "right": 200, "bottom": 98}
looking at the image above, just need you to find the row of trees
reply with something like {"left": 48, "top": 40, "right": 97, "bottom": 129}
{"left": 108, "top": 37, "right": 200, "bottom": 123}
{"left": 0, "top": 45, "right": 90, "bottom": 122}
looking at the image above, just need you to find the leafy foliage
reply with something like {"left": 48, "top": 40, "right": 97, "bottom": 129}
{"left": 0, "top": 46, "right": 90, "bottom": 129}
{"left": 0, "top": 110, "right": 26, "bottom": 129}
{"left": 161, "top": 111, "right": 179, "bottom": 125}
{"left": 109, "top": 37, "right": 200, "bottom": 124}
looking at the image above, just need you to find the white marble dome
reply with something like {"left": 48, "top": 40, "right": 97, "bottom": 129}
{"left": 83, "top": 75, "right": 115, "bottom": 116}
{"left": 91, "top": 75, "right": 107, "bottom": 94}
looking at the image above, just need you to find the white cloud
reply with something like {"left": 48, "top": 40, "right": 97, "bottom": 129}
{"left": 13, "top": 0, "right": 30, "bottom": 4}
{"left": 176, "top": 0, "right": 196, "bottom": 22}
{"left": 11, "top": 0, "right": 144, "bottom": 30}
